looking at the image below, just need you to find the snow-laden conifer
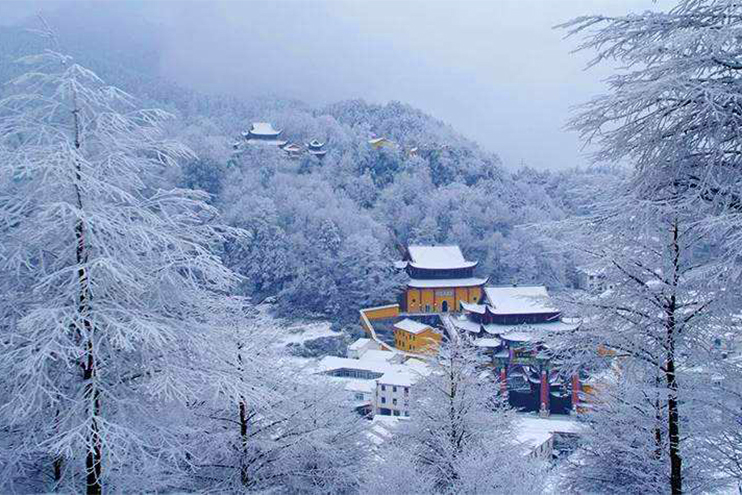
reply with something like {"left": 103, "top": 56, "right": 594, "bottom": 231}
{"left": 0, "top": 42, "right": 242, "bottom": 493}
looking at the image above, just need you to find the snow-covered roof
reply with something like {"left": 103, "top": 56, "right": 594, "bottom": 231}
{"left": 394, "top": 318, "right": 432, "bottom": 335}
{"left": 450, "top": 316, "right": 482, "bottom": 334}
{"left": 474, "top": 338, "right": 502, "bottom": 348}
{"left": 407, "top": 277, "right": 487, "bottom": 289}
{"left": 307, "top": 139, "right": 325, "bottom": 148}
{"left": 377, "top": 371, "right": 416, "bottom": 387}
{"left": 460, "top": 301, "right": 487, "bottom": 314}
{"left": 317, "top": 354, "right": 429, "bottom": 378}
{"left": 368, "top": 137, "right": 388, "bottom": 145}
{"left": 407, "top": 245, "right": 478, "bottom": 270}
{"left": 316, "top": 356, "right": 394, "bottom": 375}
{"left": 250, "top": 122, "right": 282, "bottom": 136}
{"left": 361, "top": 350, "right": 400, "bottom": 363}
{"left": 283, "top": 143, "right": 302, "bottom": 152}
{"left": 482, "top": 319, "right": 579, "bottom": 338}
{"left": 484, "top": 286, "right": 559, "bottom": 315}
{"left": 348, "top": 338, "right": 373, "bottom": 351}
{"left": 500, "top": 331, "right": 540, "bottom": 343}
{"left": 394, "top": 261, "right": 408, "bottom": 270}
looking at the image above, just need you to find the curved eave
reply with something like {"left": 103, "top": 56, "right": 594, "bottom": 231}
{"left": 406, "top": 277, "right": 488, "bottom": 289}
{"left": 408, "top": 260, "right": 478, "bottom": 271}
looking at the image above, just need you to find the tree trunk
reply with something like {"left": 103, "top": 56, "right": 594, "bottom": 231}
{"left": 666, "top": 219, "right": 682, "bottom": 495}
{"left": 239, "top": 400, "right": 249, "bottom": 486}
{"left": 237, "top": 347, "right": 250, "bottom": 487}
{"left": 654, "top": 375, "right": 663, "bottom": 461}
{"left": 71, "top": 99, "right": 103, "bottom": 495}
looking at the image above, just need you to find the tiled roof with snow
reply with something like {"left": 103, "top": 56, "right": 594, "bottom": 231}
{"left": 474, "top": 338, "right": 502, "bottom": 348}
{"left": 460, "top": 301, "right": 487, "bottom": 314}
{"left": 250, "top": 122, "right": 282, "bottom": 136}
{"left": 407, "top": 277, "right": 487, "bottom": 289}
{"left": 484, "top": 286, "right": 558, "bottom": 315}
{"left": 407, "top": 245, "right": 477, "bottom": 270}
{"left": 393, "top": 318, "right": 432, "bottom": 335}
{"left": 450, "top": 316, "right": 482, "bottom": 334}
{"left": 482, "top": 320, "right": 579, "bottom": 337}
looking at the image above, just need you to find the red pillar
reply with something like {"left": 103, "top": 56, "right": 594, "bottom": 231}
{"left": 539, "top": 369, "right": 550, "bottom": 417}
{"left": 571, "top": 374, "right": 581, "bottom": 412}
{"left": 499, "top": 367, "right": 508, "bottom": 396}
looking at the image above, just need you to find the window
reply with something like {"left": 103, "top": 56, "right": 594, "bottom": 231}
{"left": 381, "top": 397, "right": 386, "bottom": 404}
{"left": 381, "top": 385, "right": 386, "bottom": 391}
{"left": 355, "top": 393, "right": 365, "bottom": 400}
{"left": 393, "top": 398, "right": 397, "bottom": 405}
{"left": 393, "top": 410, "right": 400, "bottom": 417}
{"left": 392, "top": 386, "right": 397, "bottom": 393}
{"left": 404, "top": 411, "right": 409, "bottom": 417}
{"left": 404, "top": 387, "right": 409, "bottom": 395}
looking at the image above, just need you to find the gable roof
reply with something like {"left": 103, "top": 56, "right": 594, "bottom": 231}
{"left": 407, "top": 245, "right": 477, "bottom": 270}
{"left": 484, "top": 286, "right": 559, "bottom": 316}
{"left": 393, "top": 318, "right": 432, "bottom": 335}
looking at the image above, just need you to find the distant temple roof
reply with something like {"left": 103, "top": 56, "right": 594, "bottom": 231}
{"left": 249, "top": 122, "right": 282, "bottom": 136}
{"left": 406, "top": 245, "right": 478, "bottom": 270}
{"left": 307, "top": 139, "right": 325, "bottom": 148}
{"left": 283, "top": 143, "right": 302, "bottom": 152}
{"left": 484, "top": 286, "right": 558, "bottom": 316}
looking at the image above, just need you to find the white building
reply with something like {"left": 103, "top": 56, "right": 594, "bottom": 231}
{"left": 347, "top": 337, "right": 381, "bottom": 359}
{"left": 374, "top": 371, "right": 414, "bottom": 418}
{"left": 577, "top": 265, "right": 614, "bottom": 293}
{"left": 319, "top": 339, "right": 429, "bottom": 416}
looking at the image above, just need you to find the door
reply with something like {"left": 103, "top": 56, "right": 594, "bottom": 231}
{"left": 441, "top": 301, "right": 448, "bottom": 312}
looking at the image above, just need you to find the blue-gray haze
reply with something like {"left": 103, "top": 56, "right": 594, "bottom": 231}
{"left": 1, "top": 0, "right": 672, "bottom": 169}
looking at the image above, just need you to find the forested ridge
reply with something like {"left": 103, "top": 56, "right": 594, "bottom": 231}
{"left": 0, "top": 20, "right": 618, "bottom": 324}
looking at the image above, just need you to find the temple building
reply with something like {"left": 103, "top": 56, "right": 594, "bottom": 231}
{"left": 306, "top": 139, "right": 327, "bottom": 158}
{"left": 368, "top": 137, "right": 395, "bottom": 149}
{"left": 282, "top": 143, "right": 303, "bottom": 158}
{"left": 393, "top": 318, "right": 441, "bottom": 354}
{"left": 242, "top": 122, "right": 288, "bottom": 146}
{"left": 449, "top": 285, "right": 581, "bottom": 416}
{"left": 395, "top": 245, "right": 487, "bottom": 314}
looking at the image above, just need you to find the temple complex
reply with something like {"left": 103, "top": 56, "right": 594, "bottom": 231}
{"left": 395, "top": 245, "right": 487, "bottom": 314}
{"left": 449, "top": 285, "right": 580, "bottom": 416}
{"left": 242, "top": 122, "right": 288, "bottom": 146}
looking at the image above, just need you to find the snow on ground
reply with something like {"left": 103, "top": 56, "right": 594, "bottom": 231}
{"left": 252, "top": 303, "right": 340, "bottom": 347}
{"left": 251, "top": 304, "right": 345, "bottom": 371}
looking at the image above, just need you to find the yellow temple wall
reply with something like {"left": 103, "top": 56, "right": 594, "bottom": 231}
{"left": 404, "top": 286, "right": 484, "bottom": 314}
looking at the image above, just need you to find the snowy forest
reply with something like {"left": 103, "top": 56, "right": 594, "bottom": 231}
{"left": 1, "top": 0, "right": 742, "bottom": 494}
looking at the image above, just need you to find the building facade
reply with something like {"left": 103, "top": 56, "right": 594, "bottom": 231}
{"left": 396, "top": 245, "right": 487, "bottom": 314}
{"left": 393, "top": 318, "right": 442, "bottom": 354}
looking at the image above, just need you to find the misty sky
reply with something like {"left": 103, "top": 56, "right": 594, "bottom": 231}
{"left": 2, "top": 0, "right": 675, "bottom": 170}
